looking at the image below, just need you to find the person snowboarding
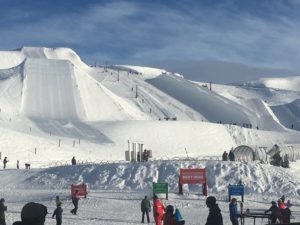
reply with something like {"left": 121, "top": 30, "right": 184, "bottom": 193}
{"left": 71, "top": 157, "right": 76, "bottom": 165}
{"left": 70, "top": 190, "right": 80, "bottom": 215}
{"left": 3, "top": 157, "right": 8, "bottom": 169}
{"left": 229, "top": 198, "right": 238, "bottom": 225}
{"left": 0, "top": 198, "right": 7, "bottom": 225}
{"left": 163, "top": 205, "right": 185, "bottom": 225}
{"left": 141, "top": 195, "right": 151, "bottom": 223}
{"left": 153, "top": 195, "right": 164, "bottom": 225}
{"left": 52, "top": 201, "right": 63, "bottom": 225}
{"left": 205, "top": 196, "right": 223, "bottom": 225}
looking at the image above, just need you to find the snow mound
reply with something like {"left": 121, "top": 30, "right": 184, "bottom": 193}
{"left": 4, "top": 160, "right": 300, "bottom": 196}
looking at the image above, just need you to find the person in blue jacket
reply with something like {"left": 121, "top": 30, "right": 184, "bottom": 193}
{"left": 229, "top": 198, "right": 238, "bottom": 225}
{"left": 52, "top": 202, "right": 63, "bottom": 225}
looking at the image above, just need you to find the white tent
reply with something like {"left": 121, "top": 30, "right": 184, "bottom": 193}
{"left": 233, "top": 145, "right": 268, "bottom": 162}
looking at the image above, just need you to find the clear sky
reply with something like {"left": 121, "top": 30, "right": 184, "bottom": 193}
{"left": 1, "top": 0, "right": 300, "bottom": 82}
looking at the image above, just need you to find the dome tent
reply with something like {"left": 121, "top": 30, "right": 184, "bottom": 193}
{"left": 232, "top": 145, "right": 267, "bottom": 162}
{"left": 267, "top": 144, "right": 300, "bottom": 162}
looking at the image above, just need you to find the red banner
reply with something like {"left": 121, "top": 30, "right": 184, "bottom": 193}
{"left": 71, "top": 183, "right": 88, "bottom": 197}
{"left": 180, "top": 168, "right": 206, "bottom": 184}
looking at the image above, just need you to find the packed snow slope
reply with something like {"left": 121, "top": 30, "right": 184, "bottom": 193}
{"left": 0, "top": 47, "right": 300, "bottom": 165}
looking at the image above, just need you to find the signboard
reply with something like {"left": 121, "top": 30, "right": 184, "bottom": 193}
{"left": 179, "top": 168, "right": 206, "bottom": 184}
{"left": 153, "top": 182, "right": 168, "bottom": 199}
{"left": 71, "top": 183, "right": 88, "bottom": 198}
{"left": 179, "top": 168, "right": 207, "bottom": 196}
{"left": 228, "top": 185, "right": 244, "bottom": 202}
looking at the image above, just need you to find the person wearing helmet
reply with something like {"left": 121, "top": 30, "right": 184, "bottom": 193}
{"left": 153, "top": 195, "right": 165, "bottom": 225}
{"left": 205, "top": 196, "right": 223, "bottom": 225}
{"left": 163, "top": 205, "right": 185, "bottom": 225}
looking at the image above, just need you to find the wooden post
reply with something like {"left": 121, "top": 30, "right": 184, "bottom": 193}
{"left": 58, "top": 139, "right": 61, "bottom": 147}
{"left": 34, "top": 148, "right": 37, "bottom": 155}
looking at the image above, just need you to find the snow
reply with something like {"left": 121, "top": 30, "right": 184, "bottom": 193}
{"left": 1, "top": 46, "right": 300, "bottom": 224}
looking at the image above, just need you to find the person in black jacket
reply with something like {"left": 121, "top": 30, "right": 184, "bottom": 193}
{"left": 52, "top": 202, "right": 63, "bottom": 225}
{"left": 0, "top": 198, "right": 7, "bottom": 225}
{"left": 205, "top": 196, "right": 223, "bottom": 225}
{"left": 141, "top": 195, "right": 151, "bottom": 223}
{"left": 12, "top": 202, "right": 48, "bottom": 225}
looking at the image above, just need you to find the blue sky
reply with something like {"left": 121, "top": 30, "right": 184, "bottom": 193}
{"left": 1, "top": 0, "right": 300, "bottom": 82}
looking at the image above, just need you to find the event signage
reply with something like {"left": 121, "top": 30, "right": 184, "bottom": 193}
{"left": 228, "top": 184, "right": 244, "bottom": 202}
{"left": 153, "top": 182, "right": 168, "bottom": 199}
{"left": 179, "top": 168, "right": 206, "bottom": 184}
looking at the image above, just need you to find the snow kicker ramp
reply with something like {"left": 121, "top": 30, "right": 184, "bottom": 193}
{"left": 22, "top": 58, "right": 78, "bottom": 119}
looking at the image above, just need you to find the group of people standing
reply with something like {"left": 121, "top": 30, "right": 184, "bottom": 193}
{"left": 265, "top": 196, "right": 292, "bottom": 224}
{"left": 222, "top": 150, "right": 235, "bottom": 161}
{"left": 140, "top": 195, "right": 185, "bottom": 225}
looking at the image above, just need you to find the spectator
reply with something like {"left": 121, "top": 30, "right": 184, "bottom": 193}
{"left": 141, "top": 195, "right": 151, "bottom": 223}
{"left": 0, "top": 198, "right": 7, "bottom": 225}
{"left": 71, "top": 157, "right": 76, "bottom": 165}
{"left": 3, "top": 157, "right": 8, "bottom": 169}
{"left": 52, "top": 201, "right": 63, "bottom": 225}
{"left": 70, "top": 190, "right": 80, "bottom": 215}
{"left": 229, "top": 198, "right": 238, "bottom": 225}
{"left": 222, "top": 151, "right": 228, "bottom": 161}
{"left": 205, "top": 196, "right": 223, "bottom": 225}
{"left": 12, "top": 202, "right": 48, "bottom": 225}
{"left": 265, "top": 201, "right": 283, "bottom": 224}
{"left": 228, "top": 151, "right": 235, "bottom": 161}
{"left": 153, "top": 195, "right": 165, "bottom": 225}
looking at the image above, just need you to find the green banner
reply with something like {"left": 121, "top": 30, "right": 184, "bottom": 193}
{"left": 153, "top": 182, "right": 168, "bottom": 194}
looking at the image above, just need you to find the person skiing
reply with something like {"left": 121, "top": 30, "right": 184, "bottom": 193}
{"left": 163, "top": 205, "right": 185, "bottom": 225}
{"left": 3, "top": 157, "right": 8, "bottom": 169}
{"left": 153, "top": 195, "right": 164, "bottom": 225}
{"left": 222, "top": 151, "right": 228, "bottom": 161}
{"left": 71, "top": 157, "right": 76, "bottom": 165}
{"left": 265, "top": 201, "right": 283, "bottom": 224}
{"left": 52, "top": 201, "right": 63, "bottom": 225}
{"left": 0, "top": 198, "right": 7, "bottom": 225}
{"left": 12, "top": 202, "right": 48, "bottom": 225}
{"left": 205, "top": 196, "right": 223, "bottom": 225}
{"left": 229, "top": 198, "right": 238, "bottom": 225}
{"left": 141, "top": 195, "right": 151, "bottom": 223}
{"left": 70, "top": 190, "right": 80, "bottom": 215}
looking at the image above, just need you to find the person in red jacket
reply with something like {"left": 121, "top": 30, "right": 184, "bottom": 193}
{"left": 153, "top": 195, "right": 165, "bottom": 225}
